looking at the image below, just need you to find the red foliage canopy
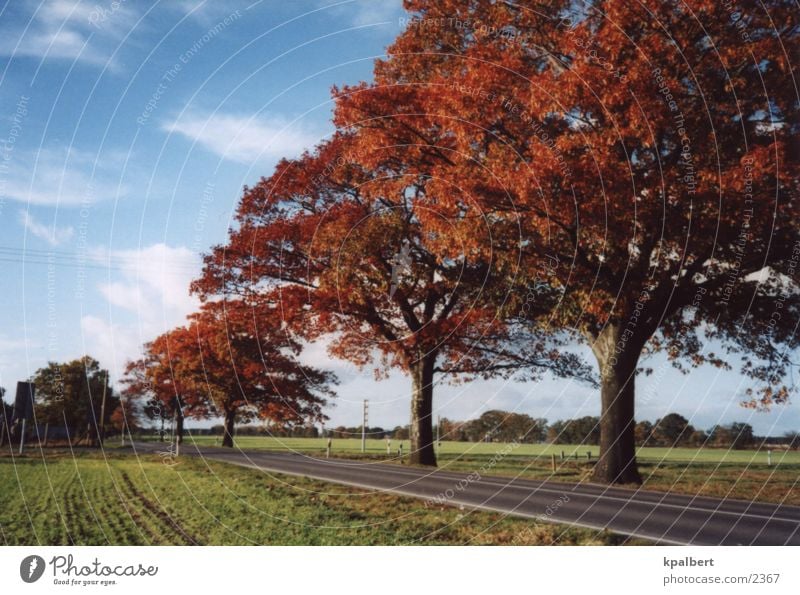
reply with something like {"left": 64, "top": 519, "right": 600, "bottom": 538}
{"left": 192, "top": 129, "right": 593, "bottom": 464}
{"left": 123, "top": 301, "right": 335, "bottom": 446}
{"left": 329, "top": 0, "right": 799, "bottom": 481}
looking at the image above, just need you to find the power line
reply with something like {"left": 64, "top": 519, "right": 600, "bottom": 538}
{"left": 0, "top": 245, "right": 200, "bottom": 273}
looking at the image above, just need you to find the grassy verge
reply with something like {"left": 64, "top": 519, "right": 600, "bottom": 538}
{"left": 131, "top": 437, "right": 800, "bottom": 506}
{"left": 422, "top": 455, "right": 800, "bottom": 506}
{"left": 146, "top": 435, "right": 800, "bottom": 465}
{"left": 303, "top": 450, "right": 800, "bottom": 506}
{"left": 0, "top": 451, "right": 641, "bottom": 546}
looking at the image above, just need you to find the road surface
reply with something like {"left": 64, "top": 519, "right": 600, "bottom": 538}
{"left": 129, "top": 441, "right": 800, "bottom": 545}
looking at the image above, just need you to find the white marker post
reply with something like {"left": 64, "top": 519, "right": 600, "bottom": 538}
{"left": 18, "top": 418, "right": 26, "bottom": 455}
{"left": 767, "top": 450, "right": 772, "bottom": 466}
{"left": 172, "top": 411, "right": 180, "bottom": 457}
{"left": 361, "top": 399, "right": 368, "bottom": 453}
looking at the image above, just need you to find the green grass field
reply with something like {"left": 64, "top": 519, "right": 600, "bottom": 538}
{"left": 161, "top": 434, "right": 800, "bottom": 465}
{"left": 134, "top": 435, "right": 800, "bottom": 506}
{"left": 0, "top": 452, "right": 637, "bottom": 546}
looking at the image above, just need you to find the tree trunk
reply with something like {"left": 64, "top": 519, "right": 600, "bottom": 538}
{"left": 173, "top": 396, "right": 184, "bottom": 446}
{"left": 98, "top": 385, "right": 107, "bottom": 446}
{"left": 591, "top": 324, "right": 642, "bottom": 484}
{"left": 84, "top": 421, "right": 100, "bottom": 448}
{"left": 176, "top": 412, "right": 184, "bottom": 445}
{"left": 409, "top": 353, "right": 436, "bottom": 466}
{"left": 0, "top": 414, "right": 8, "bottom": 447}
{"left": 222, "top": 408, "right": 235, "bottom": 448}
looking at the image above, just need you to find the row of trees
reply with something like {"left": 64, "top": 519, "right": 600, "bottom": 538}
{"left": 120, "top": 302, "right": 337, "bottom": 448}
{"left": 182, "top": 409, "right": 794, "bottom": 451}
{"left": 2, "top": 348, "right": 329, "bottom": 450}
{"left": 442, "top": 411, "right": 549, "bottom": 443}
{"left": 633, "top": 414, "right": 759, "bottom": 449}
{"left": 0, "top": 357, "right": 139, "bottom": 447}
{"left": 441, "top": 410, "right": 783, "bottom": 449}
{"left": 113, "top": 0, "right": 798, "bottom": 483}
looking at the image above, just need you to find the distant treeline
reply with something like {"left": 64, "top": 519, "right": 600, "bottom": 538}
{"left": 173, "top": 410, "right": 800, "bottom": 450}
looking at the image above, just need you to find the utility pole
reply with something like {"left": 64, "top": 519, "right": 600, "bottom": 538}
{"left": 98, "top": 379, "right": 108, "bottom": 446}
{"left": 361, "top": 399, "right": 368, "bottom": 453}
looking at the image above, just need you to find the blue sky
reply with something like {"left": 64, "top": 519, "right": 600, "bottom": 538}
{"left": 0, "top": 0, "right": 797, "bottom": 436}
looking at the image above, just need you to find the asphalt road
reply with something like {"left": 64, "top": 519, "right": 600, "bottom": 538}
{"left": 130, "top": 441, "right": 800, "bottom": 545}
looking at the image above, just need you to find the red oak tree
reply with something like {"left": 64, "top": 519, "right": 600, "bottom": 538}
{"left": 328, "top": 0, "right": 800, "bottom": 482}
{"left": 123, "top": 301, "right": 335, "bottom": 447}
{"left": 192, "top": 132, "right": 592, "bottom": 465}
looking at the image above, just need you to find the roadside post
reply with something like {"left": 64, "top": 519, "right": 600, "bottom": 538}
{"left": 173, "top": 412, "right": 180, "bottom": 457}
{"left": 767, "top": 450, "right": 772, "bottom": 466}
{"left": 18, "top": 417, "right": 25, "bottom": 455}
{"left": 361, "top": 399, "right": 368, "bottom": 453}
{"left": 326, "top": 437, "right": 332, "bottom": 458}
{"left": 386, "top": 437, "right": 391, "bottom": 455}
{"left": 551, "top": 454, "right": 556, "bottom": 472}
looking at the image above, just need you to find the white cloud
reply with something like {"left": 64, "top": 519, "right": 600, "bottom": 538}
{"left": 98, "top": 281, "right": 146, "bottom": 311}
{"left": 93, "top": 243, "right": 201, "bottom": 316}
{"left": 18, "top": 210, "right": 74, "bottom": 246}
{"left": 0, "top": 0, "right": 137, "bottom": 65}
{"left": 80, "top": 314, "right": 135, "bottom": 367}
{"left": 0, "top": 335, "right": 35, "bottom": 388}
{"left": 83, "top": 243, "right": 201, "bottom": 377}
{"left": 163, "top": 112, "right": 322, "bottom": 164}
{"left": 11, "top": 28, "right": 89, "bottom": 62}
{"left": 316, "top": 0, "right": 403, "bottom": 28}
{"left": 176, "top": 0, "right": 248, "bottom": 25}
{"left": 347, "top": 0, "right": 403, "bottom": 27}
{"left": 0, "top": 147, "right": 126, "bottom": 206}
